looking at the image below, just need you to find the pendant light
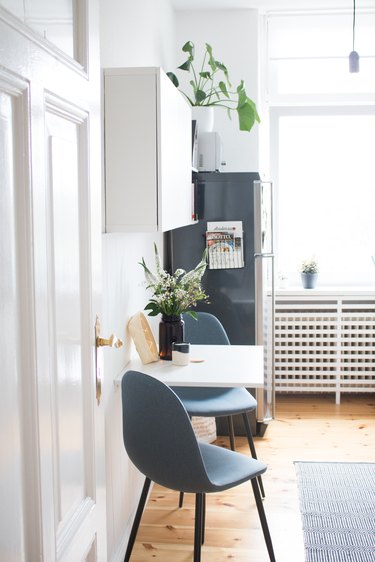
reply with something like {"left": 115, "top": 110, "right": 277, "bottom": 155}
{"left": 349, "top": 0, "right": 360, "bottom": 72}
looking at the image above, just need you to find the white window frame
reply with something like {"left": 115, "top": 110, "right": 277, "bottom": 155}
{"left": 270, "top": 105, "right": 375, "bottom": 287}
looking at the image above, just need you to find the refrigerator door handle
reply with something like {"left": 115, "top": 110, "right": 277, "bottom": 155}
{"left": 254, "top": 254, "right": 276, "bottom": 424}
{"left": 254, "top": 253, "right": 274, "bottom": 258}
{"left": 254, "top": 256, "right": 263, "bottom": 346}
{"left": 254, "top": 180, "right": 274, "bottom": 255}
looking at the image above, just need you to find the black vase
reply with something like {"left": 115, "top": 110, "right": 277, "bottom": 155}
{"left": 159, "top": 314, "right": 185, "bottom": 360}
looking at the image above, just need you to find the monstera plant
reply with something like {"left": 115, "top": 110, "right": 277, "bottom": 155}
{"left": 167, "top": 41, "right": 260, "bottom": 133}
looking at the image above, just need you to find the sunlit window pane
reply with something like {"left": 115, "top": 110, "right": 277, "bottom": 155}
{"left": 268, "top": 11, "right": 375, "bottom": 287}
{"left": 0, "top": 0, "right": 76, "bottom": 60}
{"left": 277, "top": 112, "right": 375, "bottom": 286}
{"left": 268, "top": 12, "right": 375, "bottom": 59}
{"left": 270, "top": 57, "right": 375, "bottom": 95}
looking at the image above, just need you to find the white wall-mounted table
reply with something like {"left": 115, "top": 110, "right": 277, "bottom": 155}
{"left": 114, "top": 344, "right": 264, "bottom": 388}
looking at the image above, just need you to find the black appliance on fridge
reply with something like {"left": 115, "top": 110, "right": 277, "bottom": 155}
{"left": 166, "top": 172, "right": 275, "bottom": 436}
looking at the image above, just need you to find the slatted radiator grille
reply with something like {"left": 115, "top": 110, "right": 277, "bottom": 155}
{"left": 341, "top": 302, "right": 375, "bottom": 389}
{"left": 274, "top": 297, "right": 375, "bottom": 402}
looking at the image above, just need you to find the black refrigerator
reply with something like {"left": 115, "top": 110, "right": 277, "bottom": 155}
{"left": 166, "top": 172, "right": 275, "bottom": 436}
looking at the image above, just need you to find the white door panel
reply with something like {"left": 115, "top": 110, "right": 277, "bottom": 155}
{"left": 0, "top": 2, "right": 104, "bottom": 561}
{"left": 47, "top": 118, "right": 86, "bottom": 535}
{"left": 0, "top": 87, "right": 26, "bottom": 562}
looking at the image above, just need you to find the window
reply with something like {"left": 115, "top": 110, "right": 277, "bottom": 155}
{"left": 267, "top": 12, "right": 375, "bottom": 99}
{"left": 0, "top": 0, "right": 77, "bottom": 61}
{"left": 272, "top": 107, "right": 375, "bottom": 286}
{"left": 267, "top": 11, "right": 375, "bottom": 287}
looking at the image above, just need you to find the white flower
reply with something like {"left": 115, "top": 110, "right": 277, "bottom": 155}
{"left": 139, "top": 244, "right": 209, "bottom": 318}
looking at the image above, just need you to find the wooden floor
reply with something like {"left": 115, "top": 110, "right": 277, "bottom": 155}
{"left": 130, "top": 393, "right": 375, "bottom": 561}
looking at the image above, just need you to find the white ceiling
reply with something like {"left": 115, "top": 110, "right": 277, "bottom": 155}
{"left": 172, "top": 0, "right": 375, "bottom": 11}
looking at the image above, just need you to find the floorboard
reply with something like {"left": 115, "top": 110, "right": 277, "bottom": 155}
{"left": 129, "top": 393, "right": 375, "bottom": 561}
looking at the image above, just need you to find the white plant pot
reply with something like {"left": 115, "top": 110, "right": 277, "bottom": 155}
{"left": 191, "top": 106, "right": 214, "bottom": 134}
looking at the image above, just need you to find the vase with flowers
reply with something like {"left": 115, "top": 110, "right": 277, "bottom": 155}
{"left": 140, "top": 244, "right": 209, "bottom": 360}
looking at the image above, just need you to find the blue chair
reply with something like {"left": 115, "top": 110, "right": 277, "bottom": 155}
{"left": 121, "top": 370, "right": 275, "bottom": 562}
{"left": 172, "top": 312, "right": 265, "bottom": 500}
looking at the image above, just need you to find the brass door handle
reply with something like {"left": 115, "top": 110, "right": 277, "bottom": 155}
{"left": 96, "top": 334, "right": 123, "bottom": 348}
{"left": 94, "top": 316, "right": 123, "bottom": 405}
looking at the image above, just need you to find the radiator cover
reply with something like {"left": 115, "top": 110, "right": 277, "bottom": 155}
{"left": 274, "top": 292, "right": 375, "bottom": 403}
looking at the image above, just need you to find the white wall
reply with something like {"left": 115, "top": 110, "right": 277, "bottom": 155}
{"left": 99, "top": 3, "right": 262, "bottom": 560}
{"left": 100, "top": 0, "right": 176, "bottom": 69}
{"left": 99, "top": 1, "right": 177, "bottom": 560}
{"left": 175, "top": 9, "right": 260, "bottom": 172}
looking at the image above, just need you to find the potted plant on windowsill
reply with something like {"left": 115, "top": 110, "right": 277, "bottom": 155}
{"left": 167, "top": 41, "right": 260, "bottom": 133}
{"left": 300, "top": 258, "right": 319, "bottom": 289}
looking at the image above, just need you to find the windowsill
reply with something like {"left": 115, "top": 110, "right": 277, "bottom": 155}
{"left": 275, "top": 286, "right": 375, "bottom": 296}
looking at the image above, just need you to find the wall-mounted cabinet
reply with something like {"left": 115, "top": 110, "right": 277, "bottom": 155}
{"left": 104, "top": 67, "right": 193, "bottom": 232}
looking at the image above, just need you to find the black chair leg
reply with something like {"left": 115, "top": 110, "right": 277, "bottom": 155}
{"left": 179, "top": 491, "right": 184, "bottom": 508}
{"left": 227, "top": 416, "right": 236, "bottom": 450}
{"left": 242, "top": 413, "right": 265, "bottom": 498}
{"left": 251, "top": 478, "right": 276, "bottom": 562}
{"left": 178, "top": 415, "right": 195, "bottom": 509}
{"left": 124, "top": 477, "right": 151, "bottom": 562}
{"left": 194, "top": 493, "right": 204, "bottom": 562}
{"left": 201, "top": 493, "right": 206, "bottom": 545}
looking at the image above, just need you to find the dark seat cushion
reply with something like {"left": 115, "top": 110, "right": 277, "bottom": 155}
{"left": 172, "top": 386, "right": 257, "bottom": 417}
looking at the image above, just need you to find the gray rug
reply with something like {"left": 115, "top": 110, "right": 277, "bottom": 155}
{"left": 294, "top": 461, "right": 375, "bottom": 562}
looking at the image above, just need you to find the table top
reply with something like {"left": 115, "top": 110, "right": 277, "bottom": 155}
{"left": 114, "top": 344, "right": 264, "bottom": 388}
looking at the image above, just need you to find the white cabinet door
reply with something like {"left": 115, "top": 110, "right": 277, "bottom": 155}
{"left": 104, "top": 67, "right": 192, "bottom": 232}
{"left": 0, "top": 3, "right": 105, "bottom": 561}
{"left": 158, "top": 68, "right": 193, "bottom": 232}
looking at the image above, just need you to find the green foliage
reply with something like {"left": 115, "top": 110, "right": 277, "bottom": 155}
{"left": 140, "top": 244, "right": 209, "bottom": 317}
{"left": 167, "top": 41, "right": 260, "bottom": 133}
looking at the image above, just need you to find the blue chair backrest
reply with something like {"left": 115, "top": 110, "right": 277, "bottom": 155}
{"left": 121, "top": 371, "right": 212, "bottom": 492}
{"left": 183, "top": 312, "right": 230, "bottom": 345}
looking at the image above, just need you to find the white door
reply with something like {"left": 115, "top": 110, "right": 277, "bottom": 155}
{"left": 0, "top": 3, "right": 105, "bottom": 561}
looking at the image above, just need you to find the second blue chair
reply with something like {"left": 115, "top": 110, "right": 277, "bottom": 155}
{"left": 171, "top": 312, "right": 265, "bottom": 500}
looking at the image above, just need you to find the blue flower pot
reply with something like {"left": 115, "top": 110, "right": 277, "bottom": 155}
{"left": 301, "top": 273, "right": 318, "bottom": 289}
